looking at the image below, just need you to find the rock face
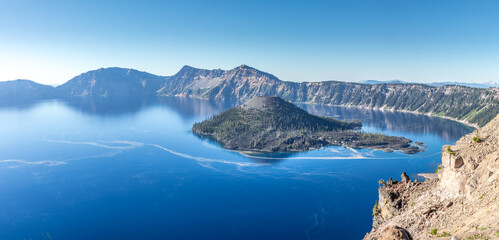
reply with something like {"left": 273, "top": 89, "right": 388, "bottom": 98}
{"left": 364, "top": 113, "right": 499, "bottom": 240}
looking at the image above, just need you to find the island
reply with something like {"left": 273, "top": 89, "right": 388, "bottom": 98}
{"left": 192, "top": 96, "right": 422, "bottom": 154}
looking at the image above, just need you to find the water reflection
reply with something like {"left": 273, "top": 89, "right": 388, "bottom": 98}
{"left": 0, "top": 96, "right": 473, "bottom": 141}
{"left": 298, "top": 104, "right": 475, "bottom": 141}
{"left": 156, "top": 97, "right": 233, "bottom": 120}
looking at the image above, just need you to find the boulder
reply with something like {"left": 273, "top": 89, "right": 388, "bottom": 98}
{"left": 380, "top": 225, "right": 412, "bottom": 240}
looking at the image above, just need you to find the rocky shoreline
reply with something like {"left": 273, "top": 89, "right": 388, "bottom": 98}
{"left": 194, "top": 128, "right": 423, "bottom": 154}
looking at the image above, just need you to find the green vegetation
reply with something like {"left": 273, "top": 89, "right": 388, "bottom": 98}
{"left": 447, "top": 146, "right": 457, "bottom": 156}
{"left": 436, "top": 166, "right": 442, "bottom": 173}
{"left": 473, "top": 130, "right": 482, "bottom": 143}
{"left": 193, "top": 101, "right": 360, "bottom": 139}
{"left": 438, "top": 232, "right": 452, "bottom": 237}
{"left": 372, "top": 201, "right": 379, "bottom": 216}
{"left": 430, "top": 228, "right": 438, "bottom": 235}
{"left": 465, "top": 234, "right": 490, "bottom": 240}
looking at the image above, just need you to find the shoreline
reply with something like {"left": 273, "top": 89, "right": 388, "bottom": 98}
{"left": 293, "top": 101, "right": 479, "bottom": 128}
{"left": 168, "top": 94, "right": 479, "bottom": 128}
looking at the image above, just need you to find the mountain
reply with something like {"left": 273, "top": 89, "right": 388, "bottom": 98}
{"left": 158, "top": 66, "right": 499, "bottom": 127}
{"left": 359, "top": 80, "right": 407, "bottom": 85}
{"left": 192, "top": 96, "right": 421, "bottom": 153}
{"left": 0, "top": 79, "right": 55, "bottom": 99}
{"left": 426, "top": 81, "right": 493, "bottom": 89}
{"left": 157, "top": 64, "right": 285, "bottom": 102}
{"left": 56, "top": 67, "right": 167, "bottom": 97}
{"left": 483, "top": 80, "right": 499, "bottom": 88}
{"left": 364, "top": 113, "right": 499, "bottom": 240}
{"left": 1, "top": 65, "right": 499, "bottom": 127}
{"left": 361, "top": 80, "right": 498, "bottom": 89}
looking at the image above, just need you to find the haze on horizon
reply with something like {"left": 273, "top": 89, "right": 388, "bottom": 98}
{"left": 1, "top": 0, "right": 499, "bottom": 85}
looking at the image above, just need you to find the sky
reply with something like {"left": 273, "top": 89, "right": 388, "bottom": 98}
{"left": 1, "top": 0, "right": 499, "bottom": 85}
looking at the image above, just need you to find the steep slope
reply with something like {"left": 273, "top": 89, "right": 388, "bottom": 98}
{"left": 192, "top": 96, "right": 421, "bottom": 153}
{"left": 57, "top": 67, "right": 167, "bottom": 97}
{"left": 158, "top": 64, "right": 286, "bottom": 102}
{"left": 0, "top": 79, "right": 55, "bottom": 99}
{"left": 364, "top": 113, "right": 499, "bottom": 240}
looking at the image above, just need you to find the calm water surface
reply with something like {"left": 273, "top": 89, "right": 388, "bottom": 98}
{"left": 0, "top": 97, "right": 474, "bottom": 240}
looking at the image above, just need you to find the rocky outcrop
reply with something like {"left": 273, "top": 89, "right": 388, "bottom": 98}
{"left": 364, "top": 114, "right": 499, "bottom": 240}
{"left": 380, "top": 226, "right": 413, "bottom": 240}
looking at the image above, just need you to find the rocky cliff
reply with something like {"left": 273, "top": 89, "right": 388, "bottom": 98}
{"left": 364, "top": 114, "right": 499, "bottom": 240}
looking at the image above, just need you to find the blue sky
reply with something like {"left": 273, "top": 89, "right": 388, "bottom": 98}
{"left": 1, "top": 0, "right": 499, "bottom": 84}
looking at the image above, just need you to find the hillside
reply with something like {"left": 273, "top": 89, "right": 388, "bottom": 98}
{"left": 192, "top": 96, "right": 422, "bottom": 153}
{"left": 56, "top": 67, "right": 167, "bottom": 97}
{"left": 0, "top": 79, "right": 55, "bottom": 99}
{"left": 157, "top": 65, "right": 284, "bottom": 102}
{"left": 1, "top": 65, "right": 498, "bottom": 126}
{"left": 364, "top": 113, "right": 499, "bottom": 240}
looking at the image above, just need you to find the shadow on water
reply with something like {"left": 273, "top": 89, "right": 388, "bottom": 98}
{"left": 156, "top": 96, "right": 234, "bottom": 120}
{"left": 0, "top": 97, "right": 51, "bottom": 111}
{"left": 191, "top": 132, "right": 297, "bottom": 164}
{"left": 61, "top": 96, "right": 234, "bottom": 119}
{"left": 0, "top": 96, "right": 233, "bottom": 120}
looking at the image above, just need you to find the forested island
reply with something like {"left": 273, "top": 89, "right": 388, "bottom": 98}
{"left": 192, "top": 96, "right": 422, "bottom": 153}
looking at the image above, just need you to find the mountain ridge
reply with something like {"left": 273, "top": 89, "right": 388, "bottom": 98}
{"left": 1, "top": 65, "right": 499, "bottom": 127}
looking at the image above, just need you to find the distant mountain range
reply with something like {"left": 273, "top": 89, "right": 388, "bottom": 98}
{"left": 359, "top": 79, "right": 499, "bottom": 89}
{"left": 1, "top": 65, "right": 498, "bottom": 127}
{"left": 359, "top": 80, "right": 407, "bottom": 85}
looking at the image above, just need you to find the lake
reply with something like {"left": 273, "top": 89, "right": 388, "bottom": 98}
{"left": 0, "top": 97, "right": 474, "bottom": 240}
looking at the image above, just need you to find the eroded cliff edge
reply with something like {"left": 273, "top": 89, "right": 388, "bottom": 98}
{"left": 364, "top": 114, "right": 499, "bottom": 240}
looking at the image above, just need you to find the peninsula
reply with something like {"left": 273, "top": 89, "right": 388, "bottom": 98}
{"left": 192, "top": 96, "right": 422, "bottom": 153}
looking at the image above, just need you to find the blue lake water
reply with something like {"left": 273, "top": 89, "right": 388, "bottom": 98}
{"left": 0, "top": 97, "right": 474, "bottom": 240}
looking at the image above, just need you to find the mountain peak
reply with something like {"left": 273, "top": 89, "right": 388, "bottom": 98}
{"left": 240, "top": 96, "right": 290, "bottom": 111}
{"left": 180, "top": 65, "right": 196, "bottom": 70}
{"left": 235, "top": 64, "right": 254, "bottom": 70}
